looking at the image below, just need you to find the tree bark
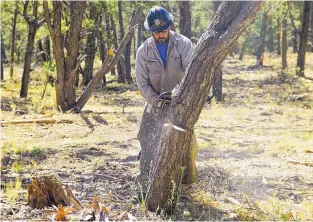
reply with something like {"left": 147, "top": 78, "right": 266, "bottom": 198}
{"left": 44, "top": 36, "right": 51, "bottom": 61}
{"left": 256, "top": 12, "right": 268, "bottom": 66}
{"left": 117, "top": 1, "right": 126, "bottom": 83}
{"left": 1, "top": 35, "right": 6, "bottom": 80}
{"left": 267, "top": 17, "right": 274, "bottom": 52}
{"left": 296, "top": 1, "right": 311, "bottom": 77}
{"left": 179, "top": 1, "right": 192, "bottom": 38}
{"left": 212, "top": 1, "right": 223, "bottom": 102}
{"left": 276, "top": 19, "right": 281, "bottom": 56}
{"left": 43, "top": 1, "right": 85, "bottom": 111}
{"left": 281, "top": 18, "right": 288, "bottom": 70}
{"left": 310, "top": 3, "right": 313, "bottom": 52}
{"left": 37, "top": 39, "right": 49, "bottom": 62}
{"left": 137, "top": 20, "right": 143, "bottom": 50}
{"left": 146, "top": 1, "right": 264, "bottom": 212}
{"left": 83, "top": 2, "right": 99, "bottom": 86}
{"left": 104, "top": 3, "right": 115, "bottom": 76}
{"left": 20, "top": 1, "right": 42, "bottom": 98}
{"left": 9, "top": 5, "right": 18, "bottom": 79}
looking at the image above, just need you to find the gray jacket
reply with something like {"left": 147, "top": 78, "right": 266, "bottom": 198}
{"left": 135, "top": 31, "right": 193, "bottom": 104}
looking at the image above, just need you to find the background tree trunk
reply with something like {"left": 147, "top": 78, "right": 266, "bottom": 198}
{"left": 145, "top": 1, "right": 264, "bottom": 212}
{"left": 179, "top": 1, "right": 192, "bottom": 38}
{"left": 44, "top": 36, "right": 51, "bottom": 61}
{"left": 83, "top": 2, "right": 99, "bottom": 86}
{"left": 267, "top": 17, "right": 274, "bottom": 52}
{"left": 276, "top": 19, "right": 281, "bottom": 55}
{"left": 20, "top": 1, "right": 41, "bottom": 98}
{"left": 281, "top": 18, "right": 288, "bottom": 69}
{"left": 104, "top": 4, "right": 116, "bottom": 76}
{"left": 117, "top": 1, "right": 126, "bottom": 83}
{"left": 212, "top": 1, "right": 223, "bottom": 102}
{"left": 137, "top": 20, "right": 143, "bottom": 50}
{"left": 296, "top": 1, "right": 311, "bottom": 77}
{"left": 9, "top": 6, "right": 18, "bottom": 79}
{"left": 37, "top": 39, "right": 49, "bottom": 62}
{"left": 1, "top": 35, "right": 7, "bottom": 80}
{"left": 43, "top": 1, "right": 86, "bottom": 111}
{"left": 310, "top": 5, "right": 313, "bottom": 52}
{"left": 256, "top": 12, "right": 268, "bottom": 66}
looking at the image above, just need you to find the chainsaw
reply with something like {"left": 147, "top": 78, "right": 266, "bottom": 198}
{"left": 151, "top": 91, "right": 172, "bottom": 117}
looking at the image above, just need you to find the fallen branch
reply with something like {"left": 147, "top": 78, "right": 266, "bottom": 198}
{"left": 65, "top": 185, "right": 84, "bottom": 210}
{"left": 0, "top": 118, "right": 56, "bottom": 125}
{"left": 286, "top": 158, "right": 313, "bottom": 167}
{"left": 0, "top": 118, "right": 73, "bottom": 125}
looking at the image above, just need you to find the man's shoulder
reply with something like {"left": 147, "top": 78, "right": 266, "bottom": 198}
{"left": 137, "top": 37, "right": 154, "bottom": 55}
{"left": 170, "top": 31, "right": 192, "bottom": 46}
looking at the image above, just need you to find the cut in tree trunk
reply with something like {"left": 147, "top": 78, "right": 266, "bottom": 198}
{"left": 276, "top": 19, "right": 281, "bottom": 55}
{"left": 297, "top": 1, "right": 311, "bottom": 77}
{"left": 256, "top": 12, "right": 268, "bottom": 66}
{"left": 9, "top": 5, "right": 18, "bottom": 79}
{"left": 281, "top": 18, "right": 288, "bottom": 69}
{"left": 267, "top": 17, "right": 274, "bottom": 52}
{"left": 179, "top": 1, "right": 192, "bottom": 38}
{"left": 145, "top": 1, "right": 263, "bottom": 212}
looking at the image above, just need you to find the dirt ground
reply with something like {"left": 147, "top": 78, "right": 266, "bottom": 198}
{"left": 1, "top": 54, "right": 313, "bottom": 220}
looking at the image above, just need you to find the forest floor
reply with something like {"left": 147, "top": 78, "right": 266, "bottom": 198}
{"left": 1, "top": 53, "right": 313, "bottom": 221}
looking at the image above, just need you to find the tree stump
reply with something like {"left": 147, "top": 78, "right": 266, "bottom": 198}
{"left": 27, "top": 175, "right": 70, "bottom": 209}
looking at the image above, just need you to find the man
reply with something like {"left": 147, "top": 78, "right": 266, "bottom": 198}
{"left": 135, "top": 6, "right": 198, "bottom": 197}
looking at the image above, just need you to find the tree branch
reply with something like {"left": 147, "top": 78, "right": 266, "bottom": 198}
{"left": 43, "top": 1, "right": 54, "bottom": 36}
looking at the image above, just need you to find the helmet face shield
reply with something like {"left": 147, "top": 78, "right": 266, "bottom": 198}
{"left": 144, "top": 7, "right": 173, "bottom": 32}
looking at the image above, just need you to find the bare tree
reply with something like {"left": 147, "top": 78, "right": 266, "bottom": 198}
{"left": 145, "top": 1, "right": 264, "bottom": 212}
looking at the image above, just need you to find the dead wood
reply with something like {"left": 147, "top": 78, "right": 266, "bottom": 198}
{"left": 27, "top": 175, "right": 70, "bottom": 209}
{"left": 65, "top": 185, "right": 83, "bottom": 210}
{"left": 0, "top": 118, "right": 73, "bottom": 125}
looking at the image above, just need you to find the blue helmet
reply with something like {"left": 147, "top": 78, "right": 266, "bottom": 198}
{"left": 144, "top": 7, "right": 173, "bottom": 32}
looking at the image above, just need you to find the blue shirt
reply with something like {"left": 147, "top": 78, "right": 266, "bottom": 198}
{"left": 156, "top": 42, "right": 168, "bottom": 68}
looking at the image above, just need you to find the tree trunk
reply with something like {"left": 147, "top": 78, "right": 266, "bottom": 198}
{"left": 104, "top": 4, "right": 115, "bottom": 76}
{"left": 10, "top": 6, "right": 18, "bottom": 79}
{"left": 20, "top": 1, "right": 40, "bottom": 98}
{"left": 137, "top": 20, "right": 143, "bottom": 50}
{"left": 256, "top": 12, "right": 268, "bottom": 66}
{"left": 16, "top": 33, "right": 21, "bottom": 64}
{"left": 43, "top": 1, "right": 86, "bottom": 111}
{"left": 179, "top": 1, "right": 192, "bottom": 38}
{"left": 212, "top": 1, "right": 223, "bottom": 102}
{"left": 117, "top": 1, "right": 126, "bottom": 83}
{"left": 213, "top": 69, "right": 223, "bottom": 102}
{"left": 281, "top": 18, "right": 288, "bottom": 70}
{"left": 296, "top": 1, "right": 311, "bottom": 77}
{"left": 310, "top": 3, "right": 313, "bottom": 52}
{"left": 98, "top": 16, "right": 106, "bottom": 85}
{"left": 83, "top": 2, "right": 99, "bottom": 86}
{"left": 44, "top": 36, "right": 51, "bottom": 61}
{"left": 1, "top": 35, "right": 6, "bottom": 80}
{"left": 37, "top": 39, "right": 49, "bottom": 62}
{"left": 276, "top": 19, "right": 281, "bottom": 55}
{"left": 267, "top": 17, "right": 274, "bottom": 52}
{"left": 145, "top": 1, "right": 263, "bottom": 212}
{"left": 291, "top": 28, "right": 298, "bottom": 54}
